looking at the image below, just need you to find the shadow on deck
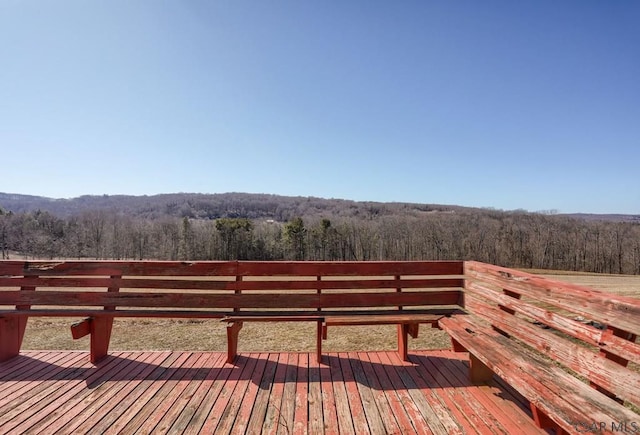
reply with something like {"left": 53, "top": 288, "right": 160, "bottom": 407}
{"left": 0, "top": 349, "right": 544, "bottom": 434}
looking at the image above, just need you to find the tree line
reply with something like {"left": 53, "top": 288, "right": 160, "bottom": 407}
{"left": 1, "top": 206, "right": 639, "bottom": 275}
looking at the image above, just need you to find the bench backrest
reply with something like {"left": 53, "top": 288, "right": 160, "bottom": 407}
{"left": 0, "top": 260, "right": 465, "bottom": 316}
{"left": 464, "top": 261, "right": 640, "bottom": 408}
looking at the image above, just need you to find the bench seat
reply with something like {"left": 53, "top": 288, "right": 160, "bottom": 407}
{"left": 0, "top": 309, "right": 229, "bottom": 318}
{"left": 220, "top": 308, "right": 458, "bottom": 363}
{"left": 440, "top": 314, "right": 640, "bottom": 434}
{"left": 0, "top": 260, "right": 465, "bottom": 364}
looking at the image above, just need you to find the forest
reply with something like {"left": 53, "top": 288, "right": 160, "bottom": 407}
{"left": 1, "top": 192, "right": 639, "bottom": 275}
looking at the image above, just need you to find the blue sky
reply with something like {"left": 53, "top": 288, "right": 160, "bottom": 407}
{"left": 1, "top": 1, "right": 638, "bottom": 214}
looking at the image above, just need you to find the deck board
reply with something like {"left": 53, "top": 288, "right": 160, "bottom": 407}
{"left": 0, "top": 350, "right": 545, "bottom": 434}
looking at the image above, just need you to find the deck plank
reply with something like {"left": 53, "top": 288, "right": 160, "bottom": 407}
{"left": 366, "top": 351, "right": 419, "bottom": 434}
{"left": 347, "top": 351, "right": 389, "bottom": 435}
{"left": 0, "top": 352, "right": 105, "bottom": 435}
{"left": 201, "top": 354, "right": 259, "bottom": 434}
{"left": 440, "top": 354, "right": 542, "bottom": 435}
{"left": 328, "top": 353, "right": 356, "bottom": 435}
{"left": 0, "top": 352, "right": 86, "bottom": 408}
{"left": 277, "top": 352, "right": 299, "bottom": 435}
{"left": 444, "top": 355, "right": 514, "bottom": 432}
{"left": 244, "top": 353, "right": 279, "bottom": 434}
{"left": 388, "top": 352, "right": 462, "bottom": 435}
{"left": 180, "top": 353, "right": 235, "bottom": 435}
{"left": 262, "top": 352, "right": 288, "bottom": 434}
{"left": 307, "top": 353, "right": 324, "bottom": 435}
{"left": 148, "top": 352, "right": 219, "bottom": 434}
{"left": 319, "top": 354, "right": 339, "bottom": 434}
{"left": 100, "top": 352, "right": 184, "bottom": 434}
{"left": 110, "top": 352, "right": 193, "bottom": 433}
{"left": 425, "top": 352, "right": 507, "bottom": 433}
{"left": 387, "top": 351, "right": 455, "bottom": 434}
{"left": 410, "top": 352, "right": 490, "bottom": 434}
{"left": 233, "top": 352, "right": 271, "bottom": 435}
{"left": 90, "top": 352, "right": 179, "bottom": 434}
{"left": 338, "top": 352, "right": 371, "bottom": 434}
{"left": 293, "top": 352, "right": 309, "bottom": 435}
{"left": 123, "top": 352, "right": 205, "bottom": 434}
{"left": 166, "top": 352, "right": 227, "bottom": 434}
{"left": 28, "top": 351, "right": 167, "bottom": 434}
{"left": 355, "top": 351, "right": 404, "bottom": 435}
{"left": 214, "top": 352, "right": 262, "bottom": 435}
{"left": 0, "top": 350, "right": 547, "bottom": 434}
{"left": 375, "top": 351, "right": 434, "bottom": 434}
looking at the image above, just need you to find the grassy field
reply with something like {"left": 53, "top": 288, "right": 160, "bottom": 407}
{"left": 538, "top": 271, "right": 640, "bottom": 298}
{"left": 18, "top": 271, "right": 640, "bottom": 353}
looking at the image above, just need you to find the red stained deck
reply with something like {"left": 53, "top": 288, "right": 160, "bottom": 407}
{"left": 0, "top": 350, "right": 544, "bottom": 434}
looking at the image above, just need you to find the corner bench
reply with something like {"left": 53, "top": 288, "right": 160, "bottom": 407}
{"left": 440, "top": 262, "right": 640, "bottom": 434}
{"left": 0, "top": 260, "right": 464, "bottom": 364}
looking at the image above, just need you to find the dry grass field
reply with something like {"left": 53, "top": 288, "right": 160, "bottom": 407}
{"left": 16, "top": 270, "right": 640, "bottom": 354}
{"left": 538, "top": 271, "right": 640, "bottom": 298}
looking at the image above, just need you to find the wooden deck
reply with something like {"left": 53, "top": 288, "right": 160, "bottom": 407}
{"left": 0, "top": 350, "right": 544, "bottom": 434}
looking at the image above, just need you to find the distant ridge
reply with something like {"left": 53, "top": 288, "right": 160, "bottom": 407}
{"left": 0, "top": 192, "right": 637, "bottom": 223}
{"left": 561, "top": 213, "right": 640, "bottom": 223}
{"left": 0, "top": 192, "right": 466, "bottom": 221}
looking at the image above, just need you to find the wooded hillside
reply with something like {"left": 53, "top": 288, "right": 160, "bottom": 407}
{"left": 1, "top": 192, "right": 639, "bottom": 274}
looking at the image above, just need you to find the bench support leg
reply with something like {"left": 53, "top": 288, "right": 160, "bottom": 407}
{"left": 530, "top": 404, "right": 566, "bottom": 434}
{"left": 407, "top": 322, "right": 419, "bottom": 339}
{"left": 316, "top": 321, "right": 323, "bottom": 364}
{"left": 71, "top": 318, "right": 92, "bottom": 340}
{"left": 0, "top": 316, "right": 28, "bottom": 362}
{"left": 90, "top": 317, "right": 113, "bottom": 364}
{"left": 226, "top": 321, "right": 243, "bottom": 364}
{"left": 398, "top": 324, "right": 409, "bottom": 361}
{"left": 469, "top": 354, "right": 493, "bottom": 384}
{"left": 397, "top": 323, "right": 420, "bottom": 361}
{"left": 71, "top": 317, "right": 112, "bottom": 364}
{"left": 451, "top": 338, "right": 467, "bottom": 353}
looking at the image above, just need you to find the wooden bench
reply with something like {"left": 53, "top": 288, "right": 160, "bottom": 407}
{"left": 440, "top": 261, "right": 640, "bottom": 434}
{"left": 0, "top": 260, "right": 464, "bottom": 364}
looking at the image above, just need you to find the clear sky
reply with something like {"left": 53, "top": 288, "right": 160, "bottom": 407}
{"left": 1, "top": 1, "right": 638, "bottom": 214}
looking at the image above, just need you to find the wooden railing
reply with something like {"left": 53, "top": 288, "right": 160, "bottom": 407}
{"left": 441, "top": 261, "right": 640, "bottom": 434}
{"left": 0, "top": 260, "right": 465, "bottom": 363}
{"left": 2, "top": 259, "right": 639, "bottom": 432}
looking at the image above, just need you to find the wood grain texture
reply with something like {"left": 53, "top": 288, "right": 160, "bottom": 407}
{"left": 465, "top": 294, "right": 640, "bottom": 406}
{"left": 439, "top": 315, "right": 640, "bottom": 434}
{"left": 0, "top": 260, "right": 465, "bottom": 363}
{"left": 465, "top": 279, "right": 640, "bottom": 365}
{"left": 465, "top": 261, "right": 640, "bottom": 336}
{"left": 0, "top": 350, "right": 544, "bottom": 434}
{"left": 0, "top": 260, "right": 463, "bottom": 278}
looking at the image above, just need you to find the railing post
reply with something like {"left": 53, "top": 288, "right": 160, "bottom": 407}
{"left": 0, "top": 275, "right": 37, "bottom": 362}
{"left": 395, "top": 274, "right": 410, "bottom": 360}
{"left": 316, "top": 275, "right": 323, "bottom": 363}
{"left": 226, "top": 272, "right": 243, "bottom": 364}
{"left": 90, "top": 274, "right": 120, "bottom": 364}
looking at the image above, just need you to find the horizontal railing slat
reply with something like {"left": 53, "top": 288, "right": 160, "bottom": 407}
{"left": 0, "top": 277, "right": 464, "bottom": 291}
{"left": 0, "top": 260, "right": 464, "bottom": 278}
{"left": 465, "top": 294, "right": 640, "bottom": 407}
{"left": 0, "top": 261, "right": 239, "bottom": 277}
{"left": 0, "top": 290, "right": 462, "bottom": 309}
{"left": 0, "top": 308, "right": 459, "bottom": 318}
{"left": 236, "top": 261, "right": 464, "bottom": 276}
{"left": 439, "top": 315, "right": 640, "bottom": 432}
{"left": 464, "top": 261, "right": 640, "bottom": 336}
{"left": 465, "top": 280, "right": 640, "bottom": 365}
